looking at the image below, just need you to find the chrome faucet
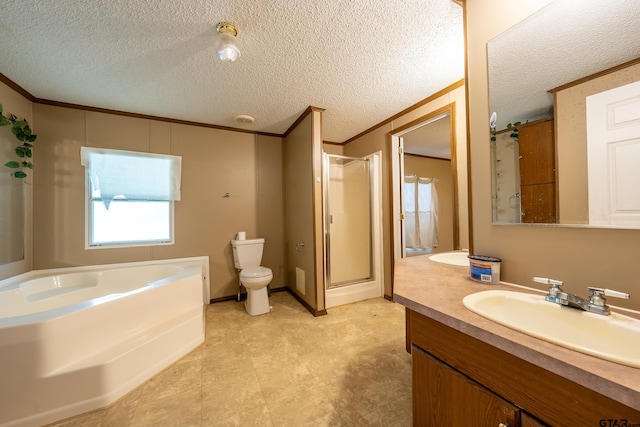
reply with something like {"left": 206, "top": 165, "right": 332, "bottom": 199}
{"left": 532, "top": 277, "right": 630, "bottom": 316}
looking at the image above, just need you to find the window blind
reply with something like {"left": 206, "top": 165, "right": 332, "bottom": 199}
{"left": 80, "top": 147, "right": 182, "bottom": 208}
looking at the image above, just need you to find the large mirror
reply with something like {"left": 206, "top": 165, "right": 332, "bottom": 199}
{"left": 488, "top": 0, "right": 640, "bottom": 227}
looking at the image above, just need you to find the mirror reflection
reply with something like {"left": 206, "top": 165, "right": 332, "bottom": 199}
{"left": 488, "top": 0, "right": 640, "bottom": 227}
{"left": 1, "top": 126, "right": 24, "bottom": 264}
{"left": 402, "top": 112, "right": 457, "bottom": 254}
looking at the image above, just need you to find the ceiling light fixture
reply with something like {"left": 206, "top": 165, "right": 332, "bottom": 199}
{"left": 216, "top": 22, "right": 240, "bottom": 62}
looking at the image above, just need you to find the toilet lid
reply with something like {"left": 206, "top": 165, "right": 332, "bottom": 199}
{"left": 241, "top": 266, "right": 272, "bottom": 278}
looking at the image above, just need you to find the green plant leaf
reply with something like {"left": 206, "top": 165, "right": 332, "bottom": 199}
{"left": 2, "top": 107, "right": 37, "bottom": 171}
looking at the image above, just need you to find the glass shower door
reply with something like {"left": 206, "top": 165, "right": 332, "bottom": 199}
{"left": 325, "top": 154, "right": 373, "bottom": 289}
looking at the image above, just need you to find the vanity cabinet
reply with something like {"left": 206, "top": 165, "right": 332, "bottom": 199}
{"left": 407, "top": 308, "right": 640, "bottom": 426}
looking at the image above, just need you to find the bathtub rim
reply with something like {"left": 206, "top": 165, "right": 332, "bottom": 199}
{"left": 0, "top": 256, "right": 210, "bottom": 328}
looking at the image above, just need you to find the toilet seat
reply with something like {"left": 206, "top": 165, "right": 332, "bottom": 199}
{"left": 240, "top": 266, "right": 272, "bottom": 279}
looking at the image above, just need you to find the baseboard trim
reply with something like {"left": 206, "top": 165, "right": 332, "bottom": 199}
{"left": 210, "top": 294, "right": 241, "bottom": 304}
{"left": 209, "top": 286, "right": 288, "bottom": 304}
{"left": 384, "top": 293, "right": 394, "bottom": 302}
{"left": 286, "top": 288, "right": 327, "bottom": 317}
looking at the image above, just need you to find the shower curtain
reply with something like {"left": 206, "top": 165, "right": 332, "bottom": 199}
{"left": 404, "top": 175, "right": 439, "bottom": 249}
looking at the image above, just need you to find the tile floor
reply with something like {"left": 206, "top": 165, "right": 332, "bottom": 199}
{"left": 49, "top": 291, "right": 412, "bottom": 426}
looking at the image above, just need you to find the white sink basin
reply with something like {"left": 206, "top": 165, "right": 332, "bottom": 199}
{"left": 462, "top": 290, "right": 640, "bottom": 368}
{"left": 428, "top": 251, "right": 469, "bottom": 266}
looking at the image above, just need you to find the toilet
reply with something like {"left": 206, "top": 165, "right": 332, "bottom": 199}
{"left": 231, "top": 238, "right": 273, "bottom": 316}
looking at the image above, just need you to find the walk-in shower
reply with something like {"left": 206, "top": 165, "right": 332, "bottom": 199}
{"left": 323, "top": 152, "right": 382, "bottom": 308}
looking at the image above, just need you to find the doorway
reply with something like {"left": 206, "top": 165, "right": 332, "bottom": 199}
{"left": 390, "top": 104, "right": 464, "bottom": 260}
{"left": 323, "top": 152, "right": 383, "bottom": 308}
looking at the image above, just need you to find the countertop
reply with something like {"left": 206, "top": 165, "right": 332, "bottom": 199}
{"left": 393, "top": 254, "right": 640, "bottom": 411}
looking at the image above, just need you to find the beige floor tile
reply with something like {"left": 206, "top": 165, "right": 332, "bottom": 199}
{"left": 254, "top": 362, "right": 318, "bottom": 405}
{"left": 266, "top": 385, "right": 343, "bottom": 427}
{"left": 202, "top": 369, "right": 265, "bottom": 421}
{"left": 203, "top": 401, "right": 273, "bottom": 426}
{"left": 319, "top": 372, "right": 396, "bottom": 424}
{"left": 137, "top": 357, "right": 202, "bottom": 400}
{"left": 299, "top": 348, "right": 357, "bottom": 383}
{"left": 357, "top": 396, "right": 413, "bottom": 427}
{"left": 202, "top": 340, "right": 253, "bottom": 376}
{"left": 246, "top": 336, "right": 300, "bottom": 369}
{"left": 131, "top": 388, "right": 201, "bottom": 427}
{"left": 46, "top": 410, "right": 107, "bottom": 427}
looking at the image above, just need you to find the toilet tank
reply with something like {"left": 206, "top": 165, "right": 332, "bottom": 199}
{"left": 231, "top": 238, "right": 265, "bottom": 269}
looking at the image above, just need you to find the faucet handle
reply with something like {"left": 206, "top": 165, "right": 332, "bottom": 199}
{"left": 587, "top": 287, "right": 630, "bottom": 300}
{"left": 587, "top": 287, "right": 630, "bottom": 315}
{"left": 533, "top": 277, "right": 564, "bottom": 287}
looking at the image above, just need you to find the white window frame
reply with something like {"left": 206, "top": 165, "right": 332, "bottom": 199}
{"left": 81, "top": 147, "right": 180, "bottom": 249}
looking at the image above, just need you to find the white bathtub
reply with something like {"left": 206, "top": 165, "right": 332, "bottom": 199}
{"left": 0, "top": 257, "right": 210, "bottom": 427}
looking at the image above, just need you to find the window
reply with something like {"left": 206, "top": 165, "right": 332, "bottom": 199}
{"left": 404, "top": 175, "right": 439, "bottom": 249}
{"left": 80, "top": 147, "right": 182, "bottom": 248}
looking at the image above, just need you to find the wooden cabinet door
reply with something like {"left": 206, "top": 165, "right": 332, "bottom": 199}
{"left": 412, "top": 345, "right": 521, "bottom": 426}
{"left": 522, "top": 413, "right": 550, "bottom": 427}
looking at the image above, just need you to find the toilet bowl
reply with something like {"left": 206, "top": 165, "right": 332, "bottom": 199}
{"left": 240, "top": 266, "right": 273, "bottom": 316}
{"left": 231, "top": 237, "right": 273, "bottom": 316}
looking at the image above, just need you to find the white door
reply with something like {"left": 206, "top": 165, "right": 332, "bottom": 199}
{"left": 399, "top": 137, "right": 406, "bottom": 258}
{"left": 586, "top": 79, "right": 640, "bottom": 226}
{"left": 390, "top": 135, "right": 406, "bottom": 260}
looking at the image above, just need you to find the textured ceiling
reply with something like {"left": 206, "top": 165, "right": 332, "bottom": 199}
{"left": 488, "top": 0, "right": 640, "bottom": 131}
{"left": 403, "top": 114, "right": 451, "bottom": 159}
{"left": 0, "top": 0, "right": 464, "bottom": 143}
